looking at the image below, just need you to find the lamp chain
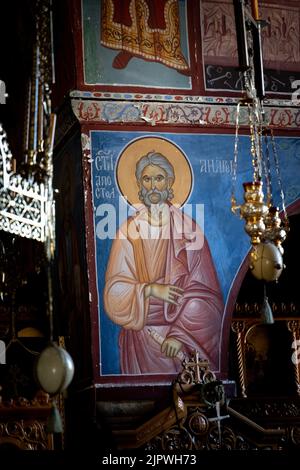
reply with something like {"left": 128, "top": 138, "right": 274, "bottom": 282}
{"left": 262, "top": 130, "right": 273, "bottom": 207}
{"left": 270, "top": 130, "right": 289, "bottom": 227}
{"left": 231, "top": 101, "right": 241, "bottom": 212}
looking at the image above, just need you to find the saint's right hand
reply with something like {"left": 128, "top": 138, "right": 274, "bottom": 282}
{"left": 147, "top": 283, "right": 184, "bottom": 305}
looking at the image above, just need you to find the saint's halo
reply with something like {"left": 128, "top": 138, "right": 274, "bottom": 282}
{"left": 116, "top": 136, "right": 193, "bottom": 207}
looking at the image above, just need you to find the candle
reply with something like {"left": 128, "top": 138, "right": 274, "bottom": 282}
{"left": 251, "top": 0, "right": 260, "bottom": 20}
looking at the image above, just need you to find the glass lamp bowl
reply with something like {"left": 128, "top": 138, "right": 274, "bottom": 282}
{"left": 35, "top": 342, "right": 74, "bottom": 395}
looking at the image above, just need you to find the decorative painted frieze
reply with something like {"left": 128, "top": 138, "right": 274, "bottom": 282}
{"left": 71, "top": 98, "right": 300, "bottom": 129}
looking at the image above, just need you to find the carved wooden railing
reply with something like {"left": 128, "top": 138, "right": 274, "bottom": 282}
{"left": 0, "top": 392, "right": 53, "bottom": 450}
{"left": 96, "top": 352, "right": 300, "bottom": 451}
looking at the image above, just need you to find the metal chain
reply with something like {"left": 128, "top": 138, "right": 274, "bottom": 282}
{"left": 248, "top": 104, "right": 260, "bottom": 181}
{"left": 270, "top": 129, "right": 289, "bottom": 226}
{"left": 262, "top": 130, "right": 273, "bottom": 206}
{"left": 231, "top": 101, "right": 241, "bottom": 212}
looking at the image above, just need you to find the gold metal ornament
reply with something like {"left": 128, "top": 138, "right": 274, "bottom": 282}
{"left": 263, "top": 206, "right": 288, "bottom": 255}
{"left": 240, "top": 181, "right": 269, "bottom": 245}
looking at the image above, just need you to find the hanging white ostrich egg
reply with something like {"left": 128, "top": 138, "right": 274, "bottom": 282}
{"left": 35, "top": 342, "right": 74, "bottom": 395}
{"left": 249, "top": 242, "right": 284, "bottom": 282}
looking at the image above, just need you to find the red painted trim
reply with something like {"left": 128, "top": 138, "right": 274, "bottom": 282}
{"left": 80, "top": 121, "right": 300, "bottom": 137}
{"left": 81, "top": 124, "right": 101, "bottom": 381}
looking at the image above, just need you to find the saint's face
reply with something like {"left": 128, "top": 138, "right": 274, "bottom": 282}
{"left": 140, "top": 164, "right": 170, "bottom": 204}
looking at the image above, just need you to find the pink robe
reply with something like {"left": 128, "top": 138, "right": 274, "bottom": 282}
{"left": 104, "top": 205, "right": 223, "bottom": 374}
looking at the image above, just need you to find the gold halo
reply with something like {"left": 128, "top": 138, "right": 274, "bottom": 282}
{"left": 116, "top": 136, "right": 193, "bottom": 207}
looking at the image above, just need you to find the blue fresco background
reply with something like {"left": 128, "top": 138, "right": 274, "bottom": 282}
{"left": 90, "top": 131, "right": 300, "bottom": 375}
{"left": 82, "top": 0, "right": 191, "bottom": 89}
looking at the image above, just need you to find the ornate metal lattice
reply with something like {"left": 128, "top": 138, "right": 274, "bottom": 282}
{"left": 0, "top": 0, "right": 55, "bottom": 244}
{"left": 0, "top": 125, "right": 48, "bottom": 241}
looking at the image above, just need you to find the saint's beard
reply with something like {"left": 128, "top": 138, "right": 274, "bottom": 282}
{"left": 139, "top": 187, "right": 170, "bottom": 207}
